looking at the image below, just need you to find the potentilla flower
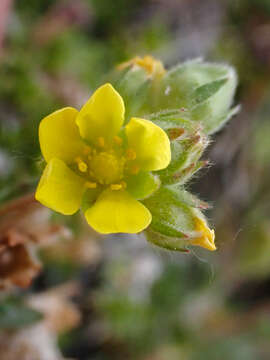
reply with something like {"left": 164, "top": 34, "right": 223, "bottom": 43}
{"left": 36, "top": 83, "right": 171, "bottom": 234}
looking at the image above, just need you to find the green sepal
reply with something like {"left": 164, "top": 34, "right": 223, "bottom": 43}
{"left": 166, "top": 185, "right": 210, "bottom": 210}
{"left": 145, "top": 229, "right": 190, "bottom": 253}
{"left": 174, "top": 160, "right": 208, "bottom": 185}
{"left": 203, "top": 104, "right": 241, "bottom": 135}
{"left": 157, "top": 60, "right": 238, "bottom": 134}
{"left": 157, "top": 130, "right": 208, "bottom": 185}
{"left": 189, "top": 78, "right": 228, "bottom": 107}
{"left": 126, "top": 171, "right": 160, "bottom": 200}
{"left": 113, "top": 66, "right": 150, "bottom": 121}
{"left": 143, "top": 186, "right": 197, "bottom": 238}
{"left": 81, "top": 187, "right": 102, "bottom": 213}
{"left": 147, "top": 109, "right": 194, "bottom": 132}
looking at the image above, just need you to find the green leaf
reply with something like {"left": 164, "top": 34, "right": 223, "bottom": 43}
{"left": 0, "top": 298, "right": 43, "bottom": 329}
{"left": 126, "top": 171, "right": 160, "bottom": 200}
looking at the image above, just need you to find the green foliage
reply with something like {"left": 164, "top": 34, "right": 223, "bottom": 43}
{"left": 0, "top": 297, "right": 43, "bottom": 329}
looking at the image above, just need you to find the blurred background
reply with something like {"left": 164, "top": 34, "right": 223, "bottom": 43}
{"left": 0, "top": 0, "right": 270, "bottom": 359}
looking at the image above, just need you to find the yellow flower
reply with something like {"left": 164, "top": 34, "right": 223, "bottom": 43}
{"left": 118, "top": 55, "right": 166, "bottom": 78}
{"left": 190, "top": 217, "right": 216, "bottom": 251}
{"left": 35, "top": 83, "right": 171, "bottom": 234}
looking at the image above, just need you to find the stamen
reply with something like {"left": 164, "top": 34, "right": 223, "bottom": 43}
{"left": 126, "top": 148, "right": 136, "bottom": 160}
{"left": 98, "top": 137, "right": 105, "bottom": 147}
{"left": 114, "top": 136, "right": 123, "bottom": 145}
{"left": 75, "top": 158, "right": 88, "bottom": 173}
{"left": 110, "top": 183, "right": 123, "bottom": 190}
{"left": 86, "top": 181, "right": 97, "bottom": 189}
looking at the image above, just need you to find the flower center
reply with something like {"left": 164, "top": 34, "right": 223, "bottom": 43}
{"left": 90, "top": 151, "right": 124, "bottom": 185}
{"left": 74, "top": 140, "right": 138, "bottom": 190}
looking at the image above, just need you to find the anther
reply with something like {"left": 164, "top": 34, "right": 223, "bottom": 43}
{"left": 75, "top": 158, "right": 88, "bottom": 173}
{"left": 110, "top": 183, "right": 123, "bottom": 190}
{"left": 86, "top": 181, "right": 97, "bottom": 189}
{"left": 98, "top": 137, "right": 105, "bottom": 147}
{"left": 126, "top": 148, "right": 136, "bottom": 160}
{"left": 114, "top": 136, "right": 123, "bottom": 145}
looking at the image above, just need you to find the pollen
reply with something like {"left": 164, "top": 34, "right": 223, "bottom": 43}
{"left": 110, "top": 183, "right": 123, "bottom": 190}
{"left": 98, "top": 137, "right": 105, "bottom": 147}
{"left": 75, "top": 158, "right": 88, "bottom": 173}
{"left": 86, "top": 181, "right": 97, "bottom": 189}
{"left": 114, "top": 136, "right": 123, "bottom": 145}
{"left": 90, "top": 152, "right": 124, "bottom": 185}
{"left": 126, "top": 148, "right": 136, "bottom": 160}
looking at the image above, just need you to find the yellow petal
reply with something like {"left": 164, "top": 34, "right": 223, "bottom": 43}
{"left": 125, "top": 117, "right": 171, "bottom": 171}
{"left": 39, "top": 107, "right": 85, "bottom": 163}
{"left": 190, "top": 217, "right": 216, "bottom": 251}
{"left": 35, "top": 158, "right": 86, "bottom": 215}
{"left": 76, "top": 83, "right": 125, "bottom": 145}
{"left": 85, "top": 189, "right": 152, "bottom": 234}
